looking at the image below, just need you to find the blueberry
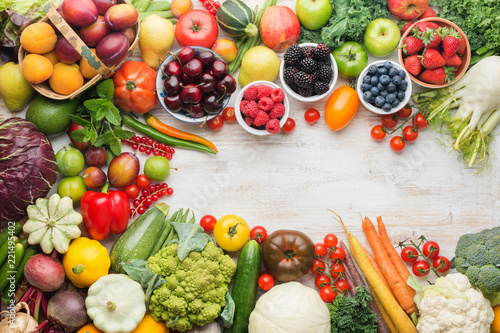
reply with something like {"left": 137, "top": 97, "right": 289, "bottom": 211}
{"left": 368, "top": 65, "right": 378, "bottom": 75}
{"left": 392, "top": 99, "right": 401, "bottom": 107}
{"left": 380, "top": 90, "right": 388, "bottom": 98}
{"left": 386, "top": 93, "right": 396, "bottom": 104}
{"left": 363, "top": 75, "right": 371, "bottom": 83}
{"left": 400, "top": 80, "right": 408, "bottom": 90}
{"left": 378, "top": 67, "right": 388, "bottom": 75}
{"left": 397, "top": 90, "right": 406, "bottom": 101}
{"left": 398, "top": 69, "right": 406, "bottom": 78}
{"left": 382, "top": 103, "right": 392, "bottom": 112}
{"left": 379, "top": 75, "right": 390, "bottom": 85}
{"left": 388, "top": 67, "right": 399, "bottom": 77}
{"left": 393, "top": 75, "right": 402, "bottom": 86}
{"left": 387, "top": 82, "right": 397, "bottom": 93}
{"left": 374, "top": 95, "right": 385, "bottom": 107}
{"left": 370, "top": 86, "right": 380, "bottom": 96}
{"left": 370, "top": 76, "right": 379, "bottom": 85}
{"left": 363, "top": 91, "right": 373, "bottom": 102}
{"left": 384, "top": 61, "right": 393, "bottom": 70}
{"left": 361, "top": 83, "right": 371, "bottom": 92}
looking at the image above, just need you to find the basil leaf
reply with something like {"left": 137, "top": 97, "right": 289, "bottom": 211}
{"left": 104, "top": 102, "right": 121, "bottom": 126}
{"left": 94, "top": 132, "right": 113, "bottom": 147}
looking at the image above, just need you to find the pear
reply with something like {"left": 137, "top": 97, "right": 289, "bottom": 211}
{"left": 139, "top": 14, "right": 175, "bottom": 69}
{"left": 0, "top": 62, "right": 35, "bottom": 111}
{"left": 238, "top": 46, "right": 281, "bottom": 87}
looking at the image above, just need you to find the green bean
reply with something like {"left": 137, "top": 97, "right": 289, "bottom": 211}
{"left": 145, "top": 0, "right": 171, "bottom": 11}
{"left": 139, "top": 10, "right": 173, "bottom": 21}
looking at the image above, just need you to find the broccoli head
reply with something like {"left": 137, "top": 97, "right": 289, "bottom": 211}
{"left": 455, "top": 226, "right": 500, "bottom": 305}
{"left": 147, "top": 242, "right": 236, "bottom": 332}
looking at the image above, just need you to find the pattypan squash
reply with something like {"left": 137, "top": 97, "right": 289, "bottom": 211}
{"left": 23, "top": 193, "right": 82, "bottom": 254}
{"left": 77, "top": 324, "right": 104, "bottom": 333}
{"left": 86, "top": 274, "right": 146, "bottom": 333}
{"left": 131, "top": 313, "right": 169, "bottom": 333}
{"left": 63, "top": 237, "right": 110, "bottom": 288}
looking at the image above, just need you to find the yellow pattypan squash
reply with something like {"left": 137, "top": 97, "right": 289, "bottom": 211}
{"left": 131, "top": 314, "right": 169, "bottom": 333}
{"left": 77, "top": 324, "right": 104, "bottom": 333}
{"left": 62, "top": 237, "right": 110, "bottom": 288}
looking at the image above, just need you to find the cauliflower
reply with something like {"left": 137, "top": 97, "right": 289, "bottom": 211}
{"left": 147, "top": 242, "right": 236, "bottom": 332}
{"left": 413, "top": 273, "right": 494, "bottom": 333}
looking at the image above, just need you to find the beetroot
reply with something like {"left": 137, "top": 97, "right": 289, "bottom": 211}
{"left": 47, "top": 291, "right": 87, "bottom": 332}
{"left": 24, "top": 253, "right": 65, "bottom": 292}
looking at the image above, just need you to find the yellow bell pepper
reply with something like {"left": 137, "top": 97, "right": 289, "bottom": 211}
{"left": 131, "top": 314, "right": 169, "bottom": 333}
{"left": 77, "top": 324, "right": 104, "bottom": 333}
{"left": 62, "top": 237, "right": 110, "bottom": 288}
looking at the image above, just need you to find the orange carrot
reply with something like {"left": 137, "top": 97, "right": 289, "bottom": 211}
{"left": 362, "top": 216, "right": 417, "bottom": 316}
{"left": 364, "top": 248, "right": 395, "bottom": 299}
{"left": 377, "top": 216, "right": 417, "bottom": 301}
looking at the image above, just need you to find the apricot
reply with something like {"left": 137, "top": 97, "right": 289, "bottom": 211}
{"left": 55, "top": 37, "right": 82, "bottom": 64}
{"left": 62, "top": 0, "right": 98, "bottom": 27}
{"left": 49, "top": 62, "right": 84, "bottom": 95}
{"left": 20, "top": 22, "right": 57, "bottom": 54}
{"left": 79, "top": 16, "right": 110, "bottom": 46}
{"left": 104, "top": 4, "right": 138, "bottom": 30}
{"left": 171, "top": 0, "right": 193, "bottom": 19}
{"left": 80, "top": 48, "right": 99, "bottom": 79}
{"left": 41, "top": 50, "right": 59, "bottom": 65}
{"left": 22, "top": 54, "right": 54, "bottom": 84}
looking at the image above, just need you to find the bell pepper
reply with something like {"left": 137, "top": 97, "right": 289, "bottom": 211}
{"left": 113, "top": 60, "right": 158, "bottom": 114}
{"left": 63, "top": 237, "right": 110, "bottom": 288}
{"left": 80, "top": 183, "right": 130, "bottom": 240}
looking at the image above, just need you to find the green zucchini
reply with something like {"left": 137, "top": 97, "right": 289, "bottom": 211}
{"left": 110, "top": 204, "right": 170, "bottom": 273}
{"left": 0, "top": 236, "right": 17, "bottom": 268}
{"left": 216, "top": 0, "right": 257, "bottom": 40}
{"left": 0, "top": 222, "right": 22, "bottom": 247}
{"left": 226, "top": 240, "right": 262, "bottom": 333}
{"left": 1, "top": 245, "right": 39, "bottom": 305}
{"left": 0, "top": 239, "right": 26, "bottom": 292}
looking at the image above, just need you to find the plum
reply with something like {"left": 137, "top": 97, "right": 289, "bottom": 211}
{"left": 96, "top": 32, "right": 129, "bottom": 66}
{"left": 62, "top": 0, "right": 98, "bottom": 27}
{"left": 104, "top": 4, "right": 138, "bottom": 30}
{"left": 92, "top": 0, "right": 116, "bottom": 15}
{"left": 121, "top": 26, "right": 136, "bottom": 44}
{"left": 83, "top": 166, "right": 107, "bottom": 189}
{"left": 84, "top": 146, "right": 107, "bottom": 167}
{"left": 55, "top": 37, "right": 81, "bottom": 64}
{"left": 78, "top": 16, "right": 110, "bottom": 46}
{"left": 107, "top": 152, "right": 139, "bottom": 188}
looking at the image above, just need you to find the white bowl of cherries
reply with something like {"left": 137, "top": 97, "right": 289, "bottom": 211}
{"left": 156, "top": 46, "right": 236, "bottom": 123}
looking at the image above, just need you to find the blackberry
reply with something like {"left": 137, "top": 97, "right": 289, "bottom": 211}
{"left": 314, "top": 81, "right": 329, "bottom": 95}
{"left": 302, "top": 46, "right": 314, "bottom": 58}
{"left": 314, "top": 44, "right": 330, "bottom": 61}
{"left": 310, "top": 72, "right": 318, "bottom": 84}
{"left": 299, "top": 57, "right": 318, "bottom": 74}
{"left": 317, "top": 64, "right": 333, "bottom": 82}
{"left": 295, "top": 71, "right": 312, "bottom": 88}
{"left": 289, "top": 82, "right": 300, "bottom": 93}
{"left": 283, "top": 67, "right": 298, "bottom": 85}
{"left": 298, "top": 87, "right": 314, "bottom": 97}
{"left": 283, "top": 44, "right": 304, "bottom": 66}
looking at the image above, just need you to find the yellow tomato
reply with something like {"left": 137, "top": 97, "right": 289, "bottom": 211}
{"left": 324, "top": 85, "right": 359, "bottom": 131}
{"left": 492, "top": 304, "right": 500, "bottom": 333}
{"left": 213, "top": 214, "right": 250, "bottom": 251}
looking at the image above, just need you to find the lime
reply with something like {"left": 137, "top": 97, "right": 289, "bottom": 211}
{"left": 144, "top": 156, "right": 170, "bottom": 181}
{"left": 25, "top": 95, "right": 79, "bottom": 136}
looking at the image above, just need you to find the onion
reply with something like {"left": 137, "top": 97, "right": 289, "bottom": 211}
{"left": 0, "top": 302, "right": 38, "bottom": 333}
{"left": 47, "top": 291, "right": 87, "bottom": 332}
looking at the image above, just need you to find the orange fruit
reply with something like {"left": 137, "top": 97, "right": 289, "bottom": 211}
{"left": 492, "top": 304, "right": 500, "bottom": 333}
{"left": 212, "top": 38, "right": 238, "bottom": 63}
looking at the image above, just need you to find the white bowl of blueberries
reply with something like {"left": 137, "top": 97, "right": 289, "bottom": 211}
{"left": 357, "top": 60, "right": 412, "bottom": 115}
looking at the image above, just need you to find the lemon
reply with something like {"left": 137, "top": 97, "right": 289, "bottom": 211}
{"left": 238, "top": 46, "right": 281, "bottom": 87}
{"left": 0, "top": 62, "right": 35, "bottom": 111}
{"left": 25, "top": 96, "right": 79, "bottom": 136}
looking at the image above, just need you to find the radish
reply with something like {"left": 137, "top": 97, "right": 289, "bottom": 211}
{"left": 24, "top": 252, "right": 65, "bottom": 292}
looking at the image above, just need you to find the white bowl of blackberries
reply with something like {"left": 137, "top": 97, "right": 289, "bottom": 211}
{"left": 357, "top": 60, "right": 412, "bottom": 115}
{"left": 279, "top": 43, "right": 338, "bottom": 102}
{"left": 156, "top": 46, "right": 236, "bottom": 123}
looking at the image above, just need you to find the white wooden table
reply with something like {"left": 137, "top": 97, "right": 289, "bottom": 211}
{"left": 1, "top": 1, "right": 499, "bottom": 288}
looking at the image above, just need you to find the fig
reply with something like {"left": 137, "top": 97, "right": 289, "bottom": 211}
{"left": 62, "top": 0, "right": 98, "bottom": 27}
{"left": 96, "top": 32, "right": 129, "bottom": 66}
{"left": 107, "top": 152, "right": 140, "bottom": 188}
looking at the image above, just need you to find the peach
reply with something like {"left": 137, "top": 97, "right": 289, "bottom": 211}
{"left": 79, "top": 16, "right": 110, "bottom": 46}
{"left": 104, "top": 4, "right": 138, "bottom": 30}
{"left": 171, "top": 0, "right": 193, "bottom": 19}
{"left": 20, "top": 22, "right": 57, "bottom": 54}
{"left": 80, "top": 48, "right": 99, "bottom": 79}
{"left": 92, "top": 0, "right": 116, "bottom": 15}
{"left": 41, "top": 50, "right": 59, "bottom": 65}
{"left": 49, "top": 62, "right": 84, "bottom": 95}
{"left": 22, "top": 54, "right": 54, "bottom": 84}
{"left": 62, "top": 0, "right": 98, "bottom": 27}
{"left": 55, "top": 37, "right": 82, "bottom": 64}
{"left": 96, "top": 32, "right": 129, "bottom": 66}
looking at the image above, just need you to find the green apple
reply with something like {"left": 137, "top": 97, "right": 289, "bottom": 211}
{"left": 363, "top": 18, "right": 401, "bottom": 57}
{"left": 295, "top": 0, "right": 332, "bottom": 31}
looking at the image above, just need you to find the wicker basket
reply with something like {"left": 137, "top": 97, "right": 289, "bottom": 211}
{"left": 18, "top": 0, "right": 140, "bottom": 100}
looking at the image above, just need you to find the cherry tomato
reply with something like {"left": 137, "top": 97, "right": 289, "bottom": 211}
{"left": 413, "top": 113, "right": 428, "bottom": 129}
{"left": 422, "top": 241, "right": 440, "bottom": 260}
{"left": 250, "top": 226, "right": 268, "bottom": 244}
{"left": 175, "top": 10, "right": 218, "bottom": 48}
{"left": 315, "top": 243, "right": 327, "bottom": 257}
{"left": 314, "top": 274, "right": 331, "bottom": 289}
{"left": 371, "top": 125, "right": 386, "bottom": 141}
{"left": 330, "top": 262, "right": 346, "bottom": 279}
{"left": 207, "top": 115, "right": 224, "bottom": 131}
{"left": 222, "top": 107, "right": 236, "bottom": 123}
{"left": 311, "top": 259, "right": 326, "bottom": 275}
{"left": 200, "top": 214, "right": 217, "bottom": 232}
{"left": 403, "top": 125, "right": 418, "bottom": 142}
{"left": 333, "top": 279, "right": 350, "bottom": 294}
{"left": 397, "top": 104, "right": 412, "bottom": 118}
{"left": 136, "top": 174, "right": 151, "bottom": 189}
{"left": 433, "top": 256, "right": 451, "bottom": 273}
{"left": 401, "top": 246, "right": 418, "bottom": 263}
{"left": 390, "top": 136, "right": 406, "bottom": 152}
{"left": 412, "top": 260, "right": 430, "bottom": 277}
{"left": 304, "top": 108, "right": 320, "bottom": 124}
{"left": 124, "top": 184, "right": 140, "bottom": 199}
{"left": 329, "top": 247, "right": 346, "bottom": 261}
{"left": 281, "top": 118, "right": 296, "bottom": 133}
{"left": 258, "top": 274, "right": 274, "bottom": 291}
{"left": 381, "top": 114, "right": 398, "bottom": 129}
{"left": 324, "top": 85, "right": 359, "bottom": 131}
{"left": 319, "top": 285, "right": 337, "bottom": 303}
{"left": 324, "top": 234, "right": 338, "bottom": 248}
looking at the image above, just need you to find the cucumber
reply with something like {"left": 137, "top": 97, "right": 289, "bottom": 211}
{"left": 226, "top": 240, "right": 262, "bottom": 333}
{"left": 0, "top": 222, "right": 22, "bottom": 246}
{"left": 1, "top": 245, "right": 39, "bottom": 305}
{"left": 110, "top": 204, "right": 170, "bottom": 273}
{"left": 0, "top": 239, "right": 26, "bottom": 291}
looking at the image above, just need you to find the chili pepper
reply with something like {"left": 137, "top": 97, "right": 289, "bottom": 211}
{"left": 80, "top": 183, "right": 130, "bottom": 240}
{"left": 144, "top": 113, "right": 218, "bottom": 152}
{"left": 122, "top": 114, "right": 217, "bottom": 155}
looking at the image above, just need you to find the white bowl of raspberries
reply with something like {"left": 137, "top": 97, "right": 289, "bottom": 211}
{"left": 235, "top": 81, "right": 289, "bottom": 136}
{"left": 279, "top": 42, "right": 338, "bottom": 102}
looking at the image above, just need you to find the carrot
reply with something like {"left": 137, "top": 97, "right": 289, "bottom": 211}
{"left": 145, "top": 113, "right": 218, "bottom": 152}
{"left": 362, "top": 216, "right": 417, "bottom": 316}
{"left": 333, "top": 212, "right": 417, "bottom": 333}
{"left": 343, "top": 270, "right": 356, "bottom": 297}
{"left": 364, "top": 248, "right": 395, "bottom": 299}
{"left": 368, "top": 282, "right": 397, "bottom": 333}
{"left": 377, "top": 216, "right": 417, "bottom": 301}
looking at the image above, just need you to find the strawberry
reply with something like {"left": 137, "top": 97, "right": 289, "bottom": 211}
{"left": 399, "top": 20, "right": 414, "bottom": 35}
{"left": 418, "top": 6, "right": 437, "bottom": 20}
{"left": 404, "top": 55, "right": 423, "bottom": 76}
{"left": 442, "top": 29, "right": 461, "bottom": 57}
{"left": 443, "top": 53, "right": 462, "bottom": 68}
{"left": 456, "top": 34, "right": 467, "bottom": 56}
{"left": 420, "top": 66, "right": 455, "bottom": 84}
{"left": 414, "top": 21, "right": 439, "bottom": 33}
{"left": 402, "top": 36, "right": 425, "bottom": 55}
{"left": 412, "top": 23, "right": 441, "bottom": 48}
{"left": 421, "top": 48, "right": 446, "bottom": 69}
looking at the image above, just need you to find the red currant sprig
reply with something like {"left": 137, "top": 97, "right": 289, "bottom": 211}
{"left": 131, "top": 183, "right": 174, "bottom": 217}
{"left": 200, "top": 0, "right": 220, "bottom": 15}
{"left": 122, "top": 135, "right": 175, "bottom": 160}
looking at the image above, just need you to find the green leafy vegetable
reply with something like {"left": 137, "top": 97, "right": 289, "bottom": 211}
{"left": 171, "top": 222, "right": 213, "bottom": 261}
{"left": 121, "top": 259, "right": 165, "bottom": 302}
{"left": 221, "top": 292, "right": 235, "bottom": 328}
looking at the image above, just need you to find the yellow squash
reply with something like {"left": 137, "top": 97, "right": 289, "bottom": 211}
{"left": 131, "top": 314, "right": 169, "bottom": 333}
{"left": 77, "top": 324, "right": 104, "bottom": 333}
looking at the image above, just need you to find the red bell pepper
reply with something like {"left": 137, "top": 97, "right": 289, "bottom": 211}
{"left": 80, "top": 183, "right": 130, "bottom": 240}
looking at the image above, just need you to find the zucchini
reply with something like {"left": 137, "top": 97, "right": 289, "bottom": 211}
{"left": 225, "top": 240, "right": 262, "bottom": 333}
{"left": 1, "top": 245, "right": 39, "bottom": 305}
{"left": 0, "top": 222, "right": 22, "bottom": 247}
{"left": 110, "top": 204, "right": 170, "bottom": 273}
{"left": 216, "top": 0, "right": 257, "bottom": 40}
{"left": 0, "top": 236, "right": 17, "bottom": 268}
{"left": 0, "top": 239, "right": 26, "bottom": 292}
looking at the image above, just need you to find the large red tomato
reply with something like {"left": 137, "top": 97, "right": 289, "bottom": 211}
{"left": 175, "top": 10, "right": 218, "bottom": 48}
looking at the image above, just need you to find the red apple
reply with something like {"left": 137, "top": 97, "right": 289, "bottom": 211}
{"left": 387, "top": 0, "right": 429, "bottom": 20}
{"left": 259, "top": 6, "right": 300, "bottom": 53}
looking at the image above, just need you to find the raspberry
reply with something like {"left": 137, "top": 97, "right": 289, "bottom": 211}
{"left": 266, "top": 119, "right": 281, "bottom": 134}
{"left": 244, "top": 116, "right": 254, "bottom": 127}
{"left": 270, "top": 88, "right": 285, "bottom": 103}
{"left": 258, "top": 97, "right": 274, "bottom": 112}
{"left": 240, "top": 100, "right": 249, "bottom": 116}
{"left": 257, "top": 85, "right": 272, "bottom": 99}
{"left": 269, "top": 102, "right": 285, "bottom": 119}
{"left": 254, "top": 111, "right": 270, "bottom": 127}
{"left": 243, "top": 85, "right": 258, "bottom": 101}
{"left": 246, "top": 100, "right": 259, "bottom": 118}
